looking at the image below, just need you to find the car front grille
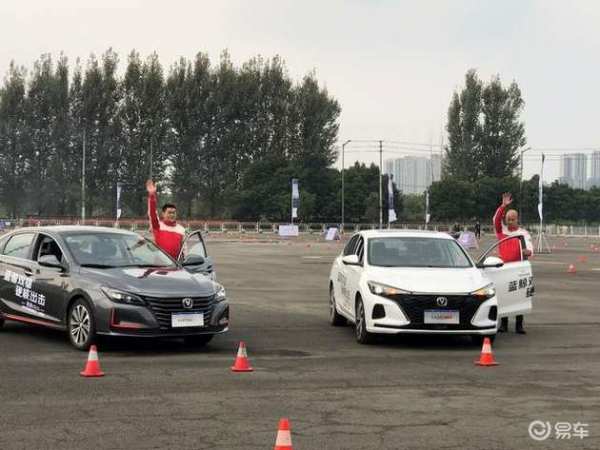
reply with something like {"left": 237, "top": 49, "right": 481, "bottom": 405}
{"left": 143, "top": 295, "right": 216, "bottom": 330}
{"left": 389, "top": 294, "right": 484, "bottom": 330}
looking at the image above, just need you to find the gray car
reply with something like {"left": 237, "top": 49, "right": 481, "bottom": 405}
{"left": 0, "top": 226, "right": 229, "bottom": 350}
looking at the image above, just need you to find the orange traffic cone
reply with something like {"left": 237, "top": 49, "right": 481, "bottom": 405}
{"left": 474, "top": 337, "right": 498, "bottom": 366}
{"left": 567, "top": 264, "right": 577, "bottom": 274}
{"left": 274, "top": 418, "right": 293, "bottom": 450}
{"left": 80, "top": 345, "right": 105, "bottom": 377}
{"left": 231, "top": 341, "right": 253, "bottom": 372}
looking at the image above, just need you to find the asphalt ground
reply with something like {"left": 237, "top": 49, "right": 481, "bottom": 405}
{"left": 1, "top": 233, "right": 599, "bottom": 449}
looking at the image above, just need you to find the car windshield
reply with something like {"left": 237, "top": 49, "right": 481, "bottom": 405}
{"left": 63, "top": 232, "right": 176, "bottom": 268}
{"left": 368, "top": 237, "right": 472, "bottom": 268}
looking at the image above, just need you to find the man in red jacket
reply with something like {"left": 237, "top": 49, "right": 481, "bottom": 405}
{"left": 146, "top": 179, "right": 185, "bottom": 259}
{"left": 493, "top": 192, "right": 533, "bottom": 334}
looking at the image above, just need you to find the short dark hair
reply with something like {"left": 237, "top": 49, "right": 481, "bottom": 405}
{"left": 162, "top": 203, "right": 177, "bottom": 212}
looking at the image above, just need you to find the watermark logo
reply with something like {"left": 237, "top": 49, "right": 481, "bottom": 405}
{"left": 528, "top": 420, "right": 589, "bottom": 441}
{"left": 528, "top": 421, "right": 552, "bottom": 441}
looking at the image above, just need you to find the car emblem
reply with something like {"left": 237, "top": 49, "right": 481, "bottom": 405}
{"left": 182, "top": 298, "right": 193, "bottom": 309}
{"left": 436, "top": 296, "right": 448, "bottom": 307}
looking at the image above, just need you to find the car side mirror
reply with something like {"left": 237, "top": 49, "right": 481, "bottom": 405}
{"left": 182, "top": 255, "right": 205, "bottom": 267}
{"left": 38, "top": 254, "right": 64, "bottom": 270}
{"left": 342, "top": 254, "right": 360, "bottom": 266}
{"left": 478, "top": 256, "right": 504, "bottom": 269}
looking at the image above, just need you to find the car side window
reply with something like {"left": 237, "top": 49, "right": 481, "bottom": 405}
{"left": 35, "top": 235, "right": 65, "bottom": 264}
{"left": 343, "top": 235, "right": 359, "bottom": 256}
{"left": 479, "top": 235, "right": 524, "bottom": 264}
{"left": 3, "top": 233, "right": 35, "bottom": 260}
{"left": 355, "top": 237, "right": 365, "bottom": 263}
{"left": 180, "top": 232, "right": 207, "bottom": 260}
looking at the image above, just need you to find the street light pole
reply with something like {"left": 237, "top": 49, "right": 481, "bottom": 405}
{"left": 379, "top": 140, "right": 383, "bottom": 229}
{"left": 341, "top": 140, "right": 351, "bottom": 233}
{"left": 81, "top": 130, "right": 86, "bottom": 222}
{"left": 519, "top": 146, "right": 531, "bottom": 221}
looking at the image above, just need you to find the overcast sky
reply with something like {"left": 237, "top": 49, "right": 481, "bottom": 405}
{"left": 1, "top": 0, "right": 599, "bottom": 181}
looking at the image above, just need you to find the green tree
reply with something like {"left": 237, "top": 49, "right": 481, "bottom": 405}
{"left": 444, "top": 69, "right": 526, "bottom": 180}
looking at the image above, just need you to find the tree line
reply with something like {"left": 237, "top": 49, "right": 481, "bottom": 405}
{"left": 1, "top": 49, "right": 377, "bottom": 222}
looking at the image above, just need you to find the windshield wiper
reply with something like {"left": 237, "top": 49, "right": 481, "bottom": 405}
{"left": 80, "top": 263, "right": 119, "bottom": 269}
{"left": 119, "top": 264, "right": 171, "bottom": 268}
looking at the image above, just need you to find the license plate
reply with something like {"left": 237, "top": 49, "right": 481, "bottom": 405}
{"left": 424, "top": 310, "right": 459, "bottom": 324}
{"left": 171, "top": 312, "right": 204, "bottom": 328}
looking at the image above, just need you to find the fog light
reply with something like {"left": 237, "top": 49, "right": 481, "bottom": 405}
{"left": 488, "top": 306, "right": 498, "bottom": 321}
{"left": 372, "top": 304, "right": 386, "bottom": 319}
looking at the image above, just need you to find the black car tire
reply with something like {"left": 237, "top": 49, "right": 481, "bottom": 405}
{"left": 0, "top": 315, "right": 4, "bottom": 329}
{"left": 68, "top": 298, "right": 97, "bottom": 351}
{"left": 471, "top": 334, "right": 496, "bottom": 346}
{"left": 184, "top": 334, "right": 213, "bottom": 347}
{"left": 329, "top": 286, "right": 346, "bottom": 326}
{"left": 355, "top": 297, "right": 374, "bottom": 345}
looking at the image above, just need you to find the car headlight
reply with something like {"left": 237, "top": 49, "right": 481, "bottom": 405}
{"left": 213, "top": 282, "right": 226, "bottom": 302}
{"left": 101, "top": 287, "right": 145, "bottom": 305}
{"left": 367, "top": 281, "right": 410, "bottom": 298}
{"left": 471, "top": 283, "right": 496, "bottom": 300}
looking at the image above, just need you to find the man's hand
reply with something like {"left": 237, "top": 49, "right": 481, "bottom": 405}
{"left": 146, "top": 179, "right": 156, "bottom": 195}
{"left": 502, "top": 192, "right": 513, "bottom": 208}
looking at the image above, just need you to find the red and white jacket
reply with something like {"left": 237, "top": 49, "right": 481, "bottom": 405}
{"left": 147, "top": 193, "right": 185, "bottom": 259}
{"left": 493, "top": 205, "right": 533, "bottom": 263}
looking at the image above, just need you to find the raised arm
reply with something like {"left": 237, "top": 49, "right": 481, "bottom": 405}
{"left": 493, "top": 193, "right": 512, "bottom": 239}
{"left": 146, "top": 179, "right": 160, "bottom": 232}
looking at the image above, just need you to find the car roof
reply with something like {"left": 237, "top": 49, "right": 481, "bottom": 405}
{"left": 7, "top": 225, "right": 141, "bottom": 236}
{"left": 356, "top": 229, "right": 454, "bottom": 240}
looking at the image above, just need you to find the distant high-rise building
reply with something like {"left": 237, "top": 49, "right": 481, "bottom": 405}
{"left": 383, "top": 155, "right": 442, "bottom": 195}
{"left": 560, "top": 153, "right": 587, "bottom": 190}
{"left": 589, "top": 151, "right": 600, "bottom": 189}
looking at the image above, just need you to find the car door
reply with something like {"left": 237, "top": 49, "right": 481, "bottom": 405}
{"left": 337, "top": 234, "right": 361, "bottom": 315}
{"left": 0, "top": 232, "right": 39, "bottom": 319}
{"left": 477, "top": 236, "right": 533, "bottom": 318}
{"left": 29, "top": 233, "right": 70, "bottom": 324}
{"left": 178, "top": 230, "right": 214, "bottom": 279}
{"left": 346, "top": 236, "right": 366, "bottom": 320}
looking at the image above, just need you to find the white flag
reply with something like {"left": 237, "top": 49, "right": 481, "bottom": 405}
{"left": 388, "top": 176, "right": 397, "bottom": 223}
{"left": 291, "top": 179, "right": 299, "bottom": 219}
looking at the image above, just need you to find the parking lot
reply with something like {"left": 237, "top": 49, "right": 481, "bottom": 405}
{"left": 0, "top": 233, "right": 599, "bottom": 449}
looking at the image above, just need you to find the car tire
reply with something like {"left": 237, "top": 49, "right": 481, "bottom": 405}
{"left": 355, "top": 297, "right": 374, "bottom": 345}
{"left": 68, "top": 298, "right": 97, "bottom": 351}
{"left": 329, "top": 286, "right": 346, "bottom": 326}
{"left": 0, "top": 315, "right": 4, "bottom": 329}
{"left": 471, "top": 334, "right": 496, "bottom": 346}
{"left": 184, "top": 334, "right": 213, "bottom": 347}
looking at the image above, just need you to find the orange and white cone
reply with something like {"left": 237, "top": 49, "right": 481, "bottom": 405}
{"left": 474, "top": 337, "right": 498, "bottom": 366}
{"left": 80, "top": 345, "right": 105, "bottom": 377}
{"left": 231, "top": 341, "right": 253, "bottom": 372}
{"left": 274, "top": 418, "right": 293, "bottom": 450}
{"left": 567, "top": 263, "right": 577, "bottom": 274}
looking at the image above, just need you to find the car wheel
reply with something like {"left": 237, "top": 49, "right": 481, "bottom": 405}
{"left": 0, "top": 315, "right": 4, "bottom": 329}
{"left": 68, "top": 298, "right": 97, "bottom": 351}
{"left": 471, "top": 334, "right": 496, "bottom": 346}
{"left": 184, "top": 334, "right": 213, "bottom": 347}
{"left": 355, "top": 297, "right": 374, "bottom": 345}
{"left": 329, "top": 286, "right": 346, "bottom": 326}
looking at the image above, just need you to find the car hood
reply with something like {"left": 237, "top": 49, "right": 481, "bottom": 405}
{"left": 365, "top": 266, "right": 489, "bottom": 294}
{"left": 79, "top": 266, "right": 216, "bottom": 297}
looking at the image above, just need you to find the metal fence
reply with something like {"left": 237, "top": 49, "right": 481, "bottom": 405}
{"left": 2, "top": 218, "right": 600, "bottom": 237}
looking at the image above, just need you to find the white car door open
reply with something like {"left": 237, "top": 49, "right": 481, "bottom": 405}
{"left": 478, "top": 236, "right": 533, "bottom": 318}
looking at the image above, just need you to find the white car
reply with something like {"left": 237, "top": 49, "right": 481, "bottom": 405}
{"left": 328, "top": 230, "right": 533, "bottom": 344}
